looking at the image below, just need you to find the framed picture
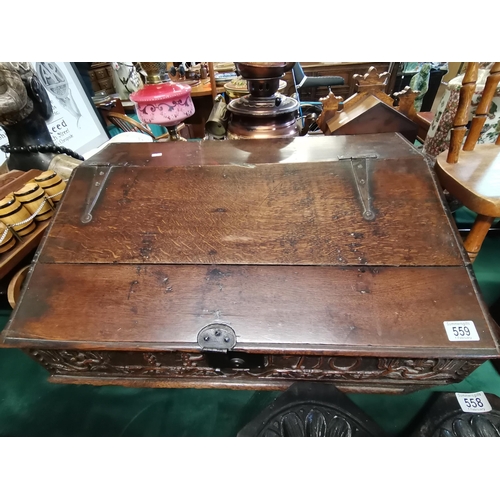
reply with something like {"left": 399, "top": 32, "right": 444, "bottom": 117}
{"left": 0, "top": 62, "right": 110, "bottom": 166}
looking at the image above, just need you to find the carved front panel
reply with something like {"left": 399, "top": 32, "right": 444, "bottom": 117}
{"left": 26, "top": 349, "right": 483, "bottom": 389}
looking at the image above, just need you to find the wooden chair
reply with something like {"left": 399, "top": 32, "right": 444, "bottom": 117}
{"left": 435, "top": 62, "right": 500, "bottom": 262}
{"left": 107, "top": 112, "right": 172, "bottom": 141}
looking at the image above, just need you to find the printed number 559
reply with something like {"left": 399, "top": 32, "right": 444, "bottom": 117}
{"left": 452, "top": 326, "right": 470, "bottom": 337}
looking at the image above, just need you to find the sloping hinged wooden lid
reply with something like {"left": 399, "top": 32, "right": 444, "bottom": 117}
{"left": 3, "top": 134, "right": 499, "bottom": 356}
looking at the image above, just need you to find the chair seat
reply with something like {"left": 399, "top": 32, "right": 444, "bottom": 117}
{"left": 435, "top": 144, "right": 500, "bottom": 218}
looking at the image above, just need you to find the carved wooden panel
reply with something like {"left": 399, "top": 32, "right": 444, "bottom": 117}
{"left": 412, "top": 392, "right": 500, "bottom": 437}
{"left": 238, "top": 383, "right": 384, "bottom": 437}
{"left": 25, "top": 349, "right": 483, "bottom": 392}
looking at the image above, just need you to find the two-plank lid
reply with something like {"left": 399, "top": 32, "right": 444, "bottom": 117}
{"left": 3, "top": 134, "right": 499, "bottom": 356}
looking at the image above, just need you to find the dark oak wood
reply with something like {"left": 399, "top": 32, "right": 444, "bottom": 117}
{"left": 2, "top": 133, "right": 499, "bottom": 392}
{"left": 89, "top": 133, "right": 423, "bottom": 167}
{"left": 7, "top": 264, "right": 495, "bottom": 355}
{"left": 41, "top": 156, "right": 461, "bottom": 267}
{"left": 29, "top": 354, "right": 485, "bottom": 394}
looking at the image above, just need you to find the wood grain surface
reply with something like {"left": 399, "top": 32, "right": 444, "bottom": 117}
{"left": 88, "top": 133, "right": 422, "bottom": 167}
{"left": 40, "top": 156, "right": 461, "bottom": 266}
{"left": 4, "top": 263, "right": 498, "bottom": 356}
{"left": 3, "top": 133, "right": 498, "bottom": 380}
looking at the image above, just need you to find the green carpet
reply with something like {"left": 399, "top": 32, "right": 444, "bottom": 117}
{"left": 0, "top": 207, "right": 499, "bottom": 436}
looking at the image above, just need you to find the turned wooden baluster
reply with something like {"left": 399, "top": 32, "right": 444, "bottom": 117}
{"left": 446, "top": 63, "right": 479, "bottom": 163}
{"left": 463, "top": 62, "right": 500, "bottom": 150}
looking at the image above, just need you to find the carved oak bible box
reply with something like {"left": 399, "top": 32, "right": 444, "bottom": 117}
{"left": 2, "top": 133, "right": 499, "bottom": 393}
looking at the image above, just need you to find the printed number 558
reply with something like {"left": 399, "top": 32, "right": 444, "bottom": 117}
{"left": 463, "top": 397, "right": 484, "bottom": 409}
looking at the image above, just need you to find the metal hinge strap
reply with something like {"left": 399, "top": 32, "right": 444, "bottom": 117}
{"left": 338, "top": 154, "right": 378, "bottom": 221}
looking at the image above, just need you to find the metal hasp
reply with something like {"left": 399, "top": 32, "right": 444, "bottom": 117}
{"left": 339, "top": 154, "right": 378, "bottom": 221}
{"left": 81, "top": 164, "right": 112, "bottom": 223}
{"left": 197, "top": 323, "right": 266, "bottom": 370}
{"left": 197, "top": 323, "right": 237, "bottom": 352}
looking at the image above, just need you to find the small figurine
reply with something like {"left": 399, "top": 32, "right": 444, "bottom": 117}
{"left": 168, "top": 65, "right": 187, "bottom": 82}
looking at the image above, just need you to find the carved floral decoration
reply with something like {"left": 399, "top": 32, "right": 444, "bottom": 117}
{"left": 27, "top": 349, "right": 480, "bottom": 387}
{"left": 262, "top": 409, "right": 355, "bottom": 437}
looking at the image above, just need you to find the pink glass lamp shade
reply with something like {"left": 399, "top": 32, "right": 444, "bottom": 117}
{"left": 129, "top": 62, "right": 195, "bottom": 140}
{"left": 130, "top": 82, "right": 195, "bottom": 127}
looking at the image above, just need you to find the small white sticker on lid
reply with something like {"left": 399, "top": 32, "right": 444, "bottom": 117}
{"left": 455, "top": 391, "right": 492, "bottom": 413}
{"left": 444, "top": 321, "right": 479, "bottom": 341}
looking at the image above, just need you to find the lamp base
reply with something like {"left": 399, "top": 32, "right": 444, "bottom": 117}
{"left": 167, "top": 126, "right": 186, "bottom": 141}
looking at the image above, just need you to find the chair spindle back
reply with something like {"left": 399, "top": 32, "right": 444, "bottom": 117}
{"left": 447, "top": 62, "right": 500, "bottom": 163}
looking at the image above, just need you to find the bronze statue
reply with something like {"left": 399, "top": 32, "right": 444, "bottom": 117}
{"left": 0, "top": 62, "right": 83, "bottom": 172}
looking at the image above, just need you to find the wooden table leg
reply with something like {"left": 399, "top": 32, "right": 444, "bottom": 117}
{"left": 463, "top": 214, "right": 495, "bottom": 262}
